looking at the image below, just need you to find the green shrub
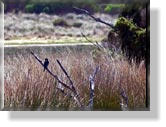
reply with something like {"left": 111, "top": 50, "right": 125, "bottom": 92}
{"left": 120, "top": 1, "right": 147, "bottom": 28}
{"left": 104, "top": 4, "right": 125, "bottom": 13}
{"left": 121, "top": 2, "right": 146, "bottom": 18}
{"left": 114, "top": 17, "right": 146, "bottom": 61}
{"left": 24, "top": 0, "right": 99, "bottom": 14}
{"left": 117, "top": 1, "right": 149, "bottom": 63}
{"left": 53, "top": 19, "right": 69, "bottom": 27}
{"left": 25, "top": 4, "right": 35, "bottom": 13}
{"left": 4, "top": 0, "right": 101, "bottom": 14}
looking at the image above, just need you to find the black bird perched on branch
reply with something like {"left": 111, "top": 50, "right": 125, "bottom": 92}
{"left": 43, "top": 58, "right": 49, "bottom": 72}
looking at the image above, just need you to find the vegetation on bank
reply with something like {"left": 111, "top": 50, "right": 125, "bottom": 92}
{"left": 105, "top": 1, "right": 149, "bottom": 63}
{"left": 4, "top": 0, "right": 149, "bottom": 64}
{"left": 104, "top": 4, "right": 125, "bottom": 14}
{"left": 4, "top": 0, "right": 125, "bottom": 14}
{"left": 114, "top": 17, "right": 146, "bottom": 61}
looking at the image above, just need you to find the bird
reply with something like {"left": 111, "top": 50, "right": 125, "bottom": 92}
{"left": 43, "top": 58, "right": 49, "bottom": 72}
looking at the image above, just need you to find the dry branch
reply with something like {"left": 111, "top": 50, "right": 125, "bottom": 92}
{"left": 81, "top": 32, "right": 104, "bottom": 50}
{"left": 88, "top": 66, "right": 99, "bottom": 109}
{"left": 30, "top": 52, "right": 73, "bottom": 91}
{"left": 56, "top": 59, "right": 82, "bottom": 107}
{"left": 73, "top": 7, "right": 115, "bottom": 29}
{"left": 56, "top": 59, "right": 76, "bottom": 93}
{"left": 30, "top": 51, "right": 82, "bottom": 107}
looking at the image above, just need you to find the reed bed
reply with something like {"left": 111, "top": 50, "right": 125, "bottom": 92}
{"left": 4, "top": 49, "right": 146, "bottom": 110}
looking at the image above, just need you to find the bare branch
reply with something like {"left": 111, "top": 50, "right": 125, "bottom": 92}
{"left": 80, "top": 32, "right": 118, "bottom": 61}
{"left": 30, "top": 52, "right": 73, "bottom": 92}
{"left": 88, "top": 66, "right": 100, "bottom": 109}
{"left": 56, "top": 60, "right": 76, "bottom": 92}
{"left": 81, "top": 32, "right": 104, "bottom": 50}
{"left": 81, "top": 32, "right": 93, "bottom": 44}
{"left": 56, "top": 87, "right": 72, "bottom": 98}
{"left": 73, "top": 7, "right": 115, "bottom": 29}
{"left": 31, "top": 51, "right": 83, "bottom": 107}
{"left": 92, "top": 66, "right": 100, "bottom": 79}
{"left": 56, "top": 59, "right": 82, "bottom": 107}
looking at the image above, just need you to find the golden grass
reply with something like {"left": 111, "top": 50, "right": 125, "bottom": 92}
{"left": 4, "top": 50, "right": 146, "bottom": 110}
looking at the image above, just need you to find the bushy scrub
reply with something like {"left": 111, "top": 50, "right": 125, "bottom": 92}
{"left": 114, "top": 17, "right": 146, "bottom": 61}
{"left": 104, "top": 4, "right": 125, "bottom": 14}
{"left": 72, "top": 22, "right": 82, "bottom": 28}
{"left": 25, "top": 4, "right": 35, "bottom": 13}
{"left": 53, "top": 18, "right": 69, "bottom": 27}
{"left": 4, "top": 0, "right": 100, "bottom": 14}
{"left": 120, "top": 1, "right": 147, "bottom": 28}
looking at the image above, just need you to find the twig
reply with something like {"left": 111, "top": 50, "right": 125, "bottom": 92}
{"left": 81, "top": 32, "right": 104, "bottom": 50}
{"left": 56, "top": 59, "right": 76, "bottom": 93}
{"left": 81, "top": 32, "right": 119, "bottom": 61}
{"left": 56, "top": 87, "right": 72, "bottom": 98}
{"left": 92, "top": 66, "right": 100, "bottom": 79}
{"left": 73, "top": 7, "right": 115, "bottom": 29}
{"left": 56, "top": 59, "right": 83, "bottom": 107}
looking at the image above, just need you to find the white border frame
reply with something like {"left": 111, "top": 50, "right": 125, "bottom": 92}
{"left": 0, "top": 2, "right": 4, "bottom": 109}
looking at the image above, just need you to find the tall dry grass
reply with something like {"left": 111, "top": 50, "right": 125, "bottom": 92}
{"left": 4, "top": 49, "right": 146, "bottom": 110}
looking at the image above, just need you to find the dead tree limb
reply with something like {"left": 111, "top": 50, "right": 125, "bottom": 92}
{"left": 30, "top": 52, "right": 82, "bottom": 107}
{"left": 73, "top": 7, "right": 115, "bottom": 29}
{"left": 56, "top": 59, "right": 82, "bottom": 107}
{"left": 81, "top": 32, "right": 117, "bottom": 61}
{"left": 56, "top": 87, "right": 72, "bottom": 98}
{"left": 88, "top": 66, "right": 100, "bottom": 110}
{"left": 56, "top": 60, "right": 76, "bottom": 93}
{"left": 92, "top": 66, "right": 100, "bottom": 80}
{"left": 30, "top": 52, "right": 73, "bottom": 91}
